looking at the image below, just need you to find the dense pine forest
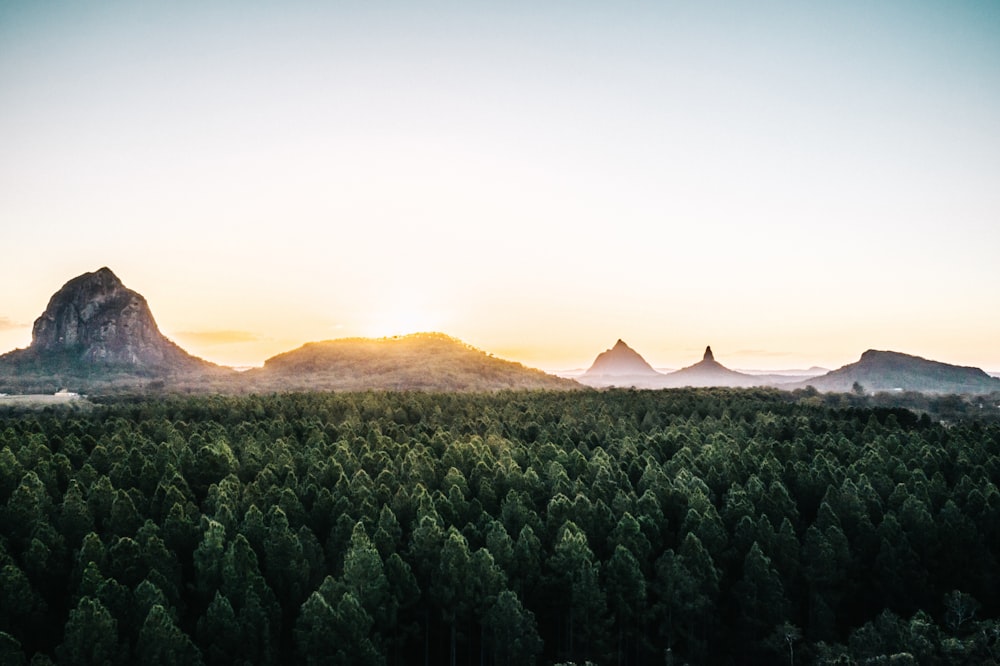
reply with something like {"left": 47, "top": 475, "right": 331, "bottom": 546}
{"left": 1, "top": 389, "right": 999, "bottom": 665}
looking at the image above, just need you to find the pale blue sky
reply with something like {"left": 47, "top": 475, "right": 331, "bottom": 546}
{"left": 2, "top": 1, "right": 998, "bottom": 370}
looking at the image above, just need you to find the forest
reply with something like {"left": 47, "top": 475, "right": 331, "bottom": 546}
{"left": 1, "top": 388, "right": 999, "bottom": 665}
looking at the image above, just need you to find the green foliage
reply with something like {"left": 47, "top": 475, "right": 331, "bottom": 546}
{"left": 137, "top": 604, "right": 203, "bottom": 666}
{"left": 0, "top": 389, "right": 999, "bottom": 664}
{"left": 57, "top": 596, "right": 120, "bottom": 666}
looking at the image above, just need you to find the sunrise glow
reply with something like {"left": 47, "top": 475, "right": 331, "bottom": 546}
{"left": 1, "top": 2, "right": 999, "bottom": 373}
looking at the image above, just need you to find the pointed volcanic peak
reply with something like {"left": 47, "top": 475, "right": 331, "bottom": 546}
{"left": 584, "top": 339, "right": 660, "bottom": 377}
{"left": 247, "top": 332, "right": 581, "bottom": 392}
{"left": 801, "top": 349, "right": 1000, "bottom": 394}
{"left": 576, "top": 339, "right": 665, "bottom": 388}
{"left": 659, "top": 345, "right": 762, "bottom": 388}
{"left": 0, "top": 268, "right": 229, "bottom": 392}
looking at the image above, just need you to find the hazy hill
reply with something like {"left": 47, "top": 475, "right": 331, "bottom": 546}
{"left": 578, "top": 343, "right": 793, "bottom": 389}
{"left": 0, "top": 267, "right": 231, "bottom": 393}
{"left": 245, "top": 332, "right": 581, "bottom": 392}
{"left": 799, "top": 349, "right": 1000, "bottom": 394}
{"left": 577, "top": 339, "right": 665, "bottom": 387}
{"left": 658, "top": 346, "right": 764, "bottom": 388}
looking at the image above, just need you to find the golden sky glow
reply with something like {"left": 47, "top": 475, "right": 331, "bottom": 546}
{"left": 1, "top": 2, "right": 999, "bottom": 372}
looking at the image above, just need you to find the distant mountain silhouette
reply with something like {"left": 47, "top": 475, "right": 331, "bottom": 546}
{"left": 0, "top": 268, "right": 228, "bottom": 392}
{"left": 246, "top": 333, "right": 580, "bottom": 392}
{"left": 4, "top": 270, "right": 997, "bottom": 397}
{"left": 584, "top": 339, "right": 660, "bottom": 377}
{"left": 659, "top": 346, "right": 762, "bottom": 388}
{"left": 800, "top": 350, "right": 1000, "bottom": 394}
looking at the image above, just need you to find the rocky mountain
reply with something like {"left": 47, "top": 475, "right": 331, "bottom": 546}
{"left": 658, "top": 346, "right": 762, "bottom": 388}
{"left": 0, "top": 268, "right": 228, "bottom": 392}
{"left": 246, "top": 332, "right": 581, "bottom": 392}
{"left": 800, "top": 350, "right": 1000, "bottom": 394}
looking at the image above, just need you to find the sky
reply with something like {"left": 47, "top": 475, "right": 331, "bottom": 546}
{"left": 1, "top": 1, "right": 999, "bottom": 372}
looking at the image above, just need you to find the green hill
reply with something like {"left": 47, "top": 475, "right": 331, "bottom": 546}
{"left": 246, "top": 332, "right": 580, "bottom": 392}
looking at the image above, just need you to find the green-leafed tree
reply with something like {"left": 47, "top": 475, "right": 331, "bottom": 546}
{"left": 734, "top": 542, "right": 789, "bottom": 653}
{"left": 59, "top": 479, "right": 94, "bottom": 548}
{"left": 605, "top": 544, "right": 647, "bottom": 665}
{"left": 0, "top": 631, "right": 26, "bottom": 666}
{"left": 295, "top": 585, "right": 383, "bottom": 666}
{"left": 435, "top": 528, "right": 474, "bottom": 666}
{"left": 548, "top": 521, "right": 609, "bottom": 663}
{"left": 484, "top": 589, "right": 542, "bottom": 666}
{"left": 196, "top": 592, "right": 241, "bottom": 666}
{"left": 137, "top": 604, "right": 203, "bottom": 666}
{"left": 194, "top": 519, "right": 226, "bottom": 602}
{"left": 342, "top": 522, "right": 392, "bottom": 637}
{"left": 58, "top": 596, "right": 121, "bottom": 666}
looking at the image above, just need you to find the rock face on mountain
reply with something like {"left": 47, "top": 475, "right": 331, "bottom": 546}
{"left": 0, "top": 268, "right": 225, "bottom": 391}
{"left": 247, "top": 332, "right": 581, "bottom": 392}
{"left": 801, "top": 350, "right": 1000, "bottom": 394}
{"left": 659, "top": 346, "right": 761, "bottom": 388}
{"left": 26, "top": 267, "right": 202, "bottom": 368}
{"left": 584, "top": 339, "right": 660, "bottom": 377}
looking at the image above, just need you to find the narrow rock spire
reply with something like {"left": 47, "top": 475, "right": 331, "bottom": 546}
{"left": 704, "top": 346, "right": 714, "bottom": 362}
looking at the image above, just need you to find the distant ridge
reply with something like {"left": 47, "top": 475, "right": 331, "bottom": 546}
{"left": 0, "top": 268, "right": 228, "bottom": 393}
{"left": 246, "top": 332, "right": 580, "bottom": 392}
{"left": 801, "top": 349, "right": 1000, "bottom": 394}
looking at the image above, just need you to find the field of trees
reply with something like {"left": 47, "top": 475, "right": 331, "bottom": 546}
{"left": 1, "top": 388, "right": 999, "bottom": 665}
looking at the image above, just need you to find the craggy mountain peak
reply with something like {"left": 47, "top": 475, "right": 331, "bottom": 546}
{"left": 22, "top": 267, "right": 210, "bottom": 370}
{"left": 703, "top": 345, "right": 714, "bottom": 362}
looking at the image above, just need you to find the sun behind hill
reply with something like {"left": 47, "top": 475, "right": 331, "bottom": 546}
{"left": 360, "top": 304, "right": 447, "bottom": 339}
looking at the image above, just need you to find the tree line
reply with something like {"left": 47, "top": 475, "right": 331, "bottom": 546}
{"left": 1, "top": 388, "right": 999, "bottom": 664}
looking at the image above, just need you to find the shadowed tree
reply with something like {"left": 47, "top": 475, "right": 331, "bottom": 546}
{"left": 384, "top": 552, "right": 420, "bottom": 665}
{"left": 59, "top": 480, "right": 94, "bottom": 548}
{"left": 548, "top": 521, "right": 609, "bottom": 663}
{"left": 137, "top": 604, "right": 203, "bottom": 666}
{"left": 435, "top": 528, "right": 474, "bottom": 666}
{"left": 943, "top": 589, "right": 980, "bottom": 634}
{"left": 0, "top": 631, "right": 25, "bottom": 666}
{"left": 263, "top": 506, "right": 308, "bottom": 612}
{"left": 0, "top": 564, "right": 47, "bottom": 656}
{"left": 653, "top": 534, "right": 720, "bottom": 663}
{"left": 6, "top": 471, "right": 51, "bottom": 549}
{"left": 194, "top": 519, "right": 226, "bottom": 602}
{"left": 485, "top": 589, "right": 542, "bottom": 666}
{"left": 342, "top": 522, "right": 392, "bottom": 636}
{"left": 373, "top": 505, "right": 402, "bottom": 559}
{"left": 734, "top": 542, "right": 788, "bottom": 651}
{"left": 58, "top": 596, "right": 121, "bottom": 666}
{"left": 407, "top": 513, "right": 444, "bottom": 665}
{"left": 196, "top": 592, "right": 242, "bottom": 666}
{"left": 606, "top": 544, "right": 647, "bottom": 666}
{"left": 295, "top": 583, "right": 383, "bottom": 666}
